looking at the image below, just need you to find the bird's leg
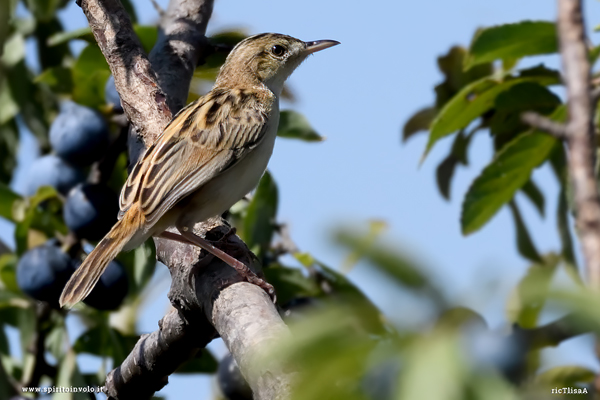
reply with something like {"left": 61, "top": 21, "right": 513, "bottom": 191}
{"left": 161, "top": 229, "right": 276, "bottom": 302}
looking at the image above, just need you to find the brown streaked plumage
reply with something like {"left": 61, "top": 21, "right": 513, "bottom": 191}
{"left": 59, "top": 33, "right": 339, "bottom": 308}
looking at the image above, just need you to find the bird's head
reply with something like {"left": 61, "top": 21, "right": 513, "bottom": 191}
{"left": 216, "top": 33, "right": 339, "bottom": 95}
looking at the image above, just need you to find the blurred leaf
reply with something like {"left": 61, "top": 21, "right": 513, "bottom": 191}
{"left": 72, "top": 44, "right": 111, "bottom": 108}
{"left": 397, "top": 332, "right": 465, "bottom": 400}
{"left": 55, "top": 349, "right": 88, "bottom": 400}
{"left": 461, "top": 106, "right": 564, "bottom": 235}
{"left": 45, "top": 324, "right": 67, "bottom": 361}
{"left": 535, "top": 365, "right": 595, "bottom": 387}
{"left": 465, "top": 21, "right": 557, "bottom": 68}
{"left": 263, "top": 264, "right": 320, "bottom": 306}
{"left": 426, "top": 71, "right": 560, "bottom": 156}
{"left": 35, "top": 66, "right": 73, "bottom": 94}
{"left": 436, "top": 129, "right": 473, "bottom": 200}
{"left": 402, "top": 107, "right": 436, "bottom": 142}
{"left": 507, "top": 254, "right": 559, "bottom": 328}
{"left": 0, "top": 182, "right": 20, "bottom": 221}
{"left": 281, "top": 304, "right": 380, "bottom": 400}
{"left": 341, "top": 220, "right": 388, "bottom": 272}
{"left": 15, "top": 186, "right": 66, "bottom": 255}
{"left": 243, "top": 171, "right": 278, "bottom": 252}
{"left": 134, "top": 25, "right": 158, "bottom": 54}
{"left": 520, "top": 180, "right": 545, "bottom": 217}
{"left": 1, "top": 33, "right": 25, "bottom": 67}
{"left": 132, "top": 239, "right": 156, "bottom": 294}
{"left": 277, "top": 110, "right": 323, "bottom": 142}
{"left": 74, "top": 325, "right": 137, "bottom": 366}
{"left": 334, "top": 229, "right": 430, "bottom": 291}
{"left": 0, "top": 254, "right": 19, "bottom": 293}
{"left": 434, "top": 46, "right": 493, "bottom": 109}
{"left": 5, "top": 61, "right": 51, "bottom": 141}
{"left": 508, "top": 201, "right": 542, "bottom": 263}
{"left": 18, "top": 305, "right": 35, "bottom": 385}
{"left": 294, "top": 253, "right": 386, "bottom": 335}
{"left": 35, "top": 17, "right": 72, "bottom": 70}
{"left": 23, "top": 0, "right": 64, "bottom": 22}
{"left": 47, "top": 27, "right": 94, "bottom": 47}
{"left": 0, "top": 78, "right": 19, "bottom": 125}
{"left": 175, "top": 349, "right": 218, "bottom": 374}
{"left": 0, "top": 357, "right": 15, "bottom": 400}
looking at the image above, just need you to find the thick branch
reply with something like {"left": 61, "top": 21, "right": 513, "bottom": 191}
{"left": 104, "top": 308, "right": 215, "bottom": 399}
{"left": 79, "top": 0, "right": 172, "bottom": 147}
{"left": 557, "top": 0, "right": 600, "bottom": 287}
{"left": 213, "top": 283, "right": 294, "bottom": 400}
{"left": 149, "top": 0, "right": 213, "bottom": 115}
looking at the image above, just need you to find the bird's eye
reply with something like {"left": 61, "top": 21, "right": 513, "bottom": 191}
{"left": 271, "top": 45, "right": 287, "bottom": 57}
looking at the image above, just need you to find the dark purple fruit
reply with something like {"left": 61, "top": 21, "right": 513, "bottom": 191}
{"left": 63, "top": 184, "right": 119, "bottom": 241}
{"left": 78, "top": 259, "right": 128, "bottom": 310}
{"left": 49, "top": 101, "right": 110, "bottom": 166}
{"left": 16, "top": 240, "right": 75, "bottom": 307}
{"left": 25, "top": 154, "right": 85, "bottom": 196}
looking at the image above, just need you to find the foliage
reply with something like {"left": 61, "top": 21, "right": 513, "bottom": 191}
{"left": 1, "top": 1, "right": 599, "bottom": 399}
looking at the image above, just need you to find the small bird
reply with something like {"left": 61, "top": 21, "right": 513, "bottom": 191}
{"left": 59, "top": 33, "right": 339, "bottom": 308}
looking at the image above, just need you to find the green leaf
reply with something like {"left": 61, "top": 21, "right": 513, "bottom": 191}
{"left": 465, "top": 21, "right": 558, "bottom": 69}
{"left": 520, "top": 179, "right": 545, "bottom": 217}
{"left": 334, "top": 229, "right": 429, "bottom": 290}
{"left": 434, "top": 46, "right": 494, "bottom": 109}
{"left": 72, "top": 44, "right": 111, "bottom": 108}
{"left": 508, "top": 201, "right": 542, "bottom": 263}
{"left": 47, "top": 27, "right": 94, "bottom": 47}
{"left": 243, "top": 171, "right": 278, "bottom": 252}
{"left": 461, "top": 107, "right": 563, "bottom": 235}
{"left": 402, "top": 107, "right": 436, "bottom": 142}
{"left": 0, "top": 254, "right": 19, "bottom": 293}
{"left": 14, "top": 186, "right": 66, "bottom": 255}
{"left": 506, "top": 254, "right": 559, "bottom": 328}
{"left": 0, "top": 120, "right": 18, "bottom": 184}
{"left": 425, "top": 72, "right": 560, "bottom": 156}
{"left": 134, "top": 25, "right": 158, "bottom": 54}
{"left": 436, "top": 130, "right": 473, "bottom": 200}
{"left": 535, "top": 365, "right": 595, "bottom": 386}
{"left": 277, "top": 110, "right": 323, "bottom": 142}
{"left": 263, "top": 264, "right": 320, "bottom": 306}
{"left": 1, "top": 33, "right": 25, "bottom": 67}
{"left": 175, "top": 349, "right": 218, "bottom": 374}
{"left": 397, "top": 332, "right": 465, "bottom": 400}
{"left": 0, "top": 78, "right": 19, "bottom": 125}
{"left": 132, "top": 239, "right": 156, "bottom": 294}
{"left": 74, "top": 325, "right": 138, "bottom": 366}
{"left": 55, "top": 350, "right": 89, "bottom": 400}
{"left": 0, "top": 182, "right": 20, "bottom": 221}
{"left": 35, "top": 66, "right": 73, "bottom": 94}
{"left": 23, "top": 0, "right": 65, "bottom": 22}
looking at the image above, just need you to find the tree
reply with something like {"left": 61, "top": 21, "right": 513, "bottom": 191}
{"left": 1, "top": 0, "right": 600, "bottom": 399}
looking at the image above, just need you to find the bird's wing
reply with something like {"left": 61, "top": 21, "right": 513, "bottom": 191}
{"left": 119, "top": 88, "right": 272, "bottom": 226}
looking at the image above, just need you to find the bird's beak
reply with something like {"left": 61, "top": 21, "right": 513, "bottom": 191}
{"left": 304, "top": 40, "right": 341, "bottom": 54}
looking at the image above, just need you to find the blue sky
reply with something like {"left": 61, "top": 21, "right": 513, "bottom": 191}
{"left": 4, "top": 0, "right": 600, "bottom": 398}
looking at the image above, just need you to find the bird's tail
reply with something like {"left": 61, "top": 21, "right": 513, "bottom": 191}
{"left": 59, "top": 208, "right": 141, "bottom": 308}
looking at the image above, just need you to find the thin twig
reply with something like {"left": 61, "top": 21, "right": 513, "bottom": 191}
{"left": 558, "top": 0, "right": 600, "bottom": 287}
{"left": 521, "top": 111, "right": 567, "bottom": 139}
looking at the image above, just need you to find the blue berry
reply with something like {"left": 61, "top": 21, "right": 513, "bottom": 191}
{"left": 16, "top": 240, "right": 75, "bottom": 307}
{"left": 25, "top": 154, "right": 85, "bottom": 196}
{"left": 49, "top": 101, "right": 110, "bottom": 166}
{"left": 63, "top": 184, "right": 119, "bottom": 241}
{"left": 78, "top": 259, "right": 128, "bottom": 310}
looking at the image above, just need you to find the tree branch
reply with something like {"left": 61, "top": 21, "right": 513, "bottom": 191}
{"left": 557, "top": 0, "right": 600, "bottom": 287}
{"left": 78, "top": 0, "right": 172, "bottom": 150}
{"left": 521, "top": 111, "right": 567, "bottom": 139}
{"left": 79, "top": 1, "right": 290, "bottom": 398}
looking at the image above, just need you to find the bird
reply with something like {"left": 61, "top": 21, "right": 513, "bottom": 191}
{"left": 59, "top": 33, "right": 340, "bottom": 308}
